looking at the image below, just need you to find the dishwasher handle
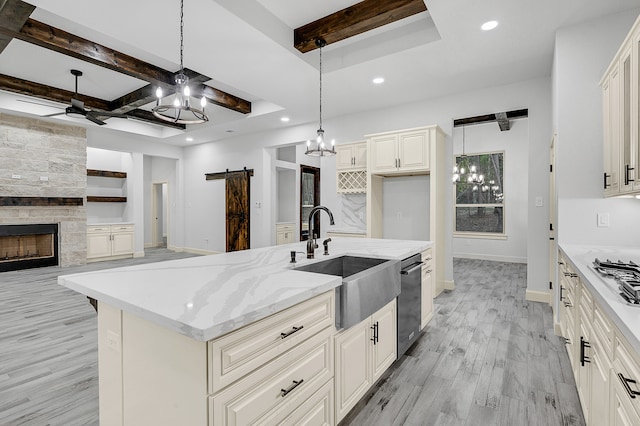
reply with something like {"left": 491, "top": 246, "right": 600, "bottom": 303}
{"left": 400, "top": 261, "right": 423, "bottom": 275}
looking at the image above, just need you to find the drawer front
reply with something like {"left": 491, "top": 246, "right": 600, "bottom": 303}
{"left": 209, "top": 291, "right": 334, "bottom": 392}
{"left": 260, "top": 379, "right": 334, "bottom": 426}
{"left": 276, "top": 223, "right": 294, "bottom": 233}
{"left": 87, "top": 225, "right": 111, "bottom": 234}
{"left": 579, "top": 283, "right": 593, "bottom": 323}
{"left": 421, "top": 248, "right": 433, "bottom": 266}
{"left": 111, "top": 224, "right": 134, "bottom": 233}
{"left": 615, "top": 335, "right": 640, "bottom": 416}
{"left": 209, "top": 328, "right": 334, "bottom": 426}
{"left": 593, "top": 302, "right": 614, "bottom": 359}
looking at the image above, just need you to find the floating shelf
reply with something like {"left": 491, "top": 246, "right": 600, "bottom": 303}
{"left": 0, "top": 196, "right": 84, "bottom": 206}
{"left": 87, "top": 196, "right": 127, "bottom": 203}
{"left": 87, "top": 169, "right": 127, "bottom": 178}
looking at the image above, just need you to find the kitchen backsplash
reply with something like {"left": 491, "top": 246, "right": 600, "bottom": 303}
{"left": 336, "top": 193, "right": 366, "bottom": 232}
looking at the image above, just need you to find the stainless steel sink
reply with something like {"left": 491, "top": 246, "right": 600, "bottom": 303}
{"left": 295, "top": 255, "right": 400, "bottom": 329}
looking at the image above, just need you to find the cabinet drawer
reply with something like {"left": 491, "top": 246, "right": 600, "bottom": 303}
{"left": 579, "top": 284, "right": 593, "bottom": 323}
{"left": 208, "top": 291, "right": 334, "bottom": 391}
{"left": 209, "top": 327, "right": 334, "bottom": 426}
{"left": 421, "top": 248, "right": 433, "bottom": 267}
{"left": 87, "top": 225, "right": 111, "bottom": 233}
{"left": 615, "top": 334, "right": 640, "bottom": 416}
{"left": 593, "top": 302, "right": 614, "bottom": 359}
{"left": 262, "top": 379, "right": 333, "bottom": 426}
{"left": 276, "top": 223, "right": 294, "bottom": 232}
{"left": 111, "top": 224, "right": 134, "bottom": 233}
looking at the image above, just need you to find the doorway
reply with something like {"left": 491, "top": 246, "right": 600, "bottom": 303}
{"left": 151, "top": 182, "right": 169, "bottom": 248}
{"left": 226, "top": 170, "right": 251, "bottom": 252}
{"left": 300, "top": 165, "right": 320, "bottom": 241}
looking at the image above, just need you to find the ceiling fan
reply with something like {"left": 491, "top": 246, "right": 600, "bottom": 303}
{"left": 42, "top": 69, "right": 128, "bottom": 126}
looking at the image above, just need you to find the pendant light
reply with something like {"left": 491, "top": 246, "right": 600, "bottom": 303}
{"left": 453, "top": 125, "right": 484, "bottom": 185}
{"left": 152, "top": 0, "right": 208, "bottom": 125}
{"left": 305, "top": 38, "right": 336, "bottom": 157}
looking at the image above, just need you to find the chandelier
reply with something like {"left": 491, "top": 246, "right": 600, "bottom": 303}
{"left": 453, "top": 125, "right": 484, "bottom": 186}
{"left": 305, "top": 38, "right": 336, "bottom": 157}
{"left": 152, "top": 0, "right": 208, "bottom": 125}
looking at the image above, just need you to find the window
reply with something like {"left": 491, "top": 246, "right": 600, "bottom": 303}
{"left": 454, "top": 152, "right": 504, "bottom": 236}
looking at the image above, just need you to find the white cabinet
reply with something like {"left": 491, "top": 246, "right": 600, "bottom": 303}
{"left": 601, "top": 15, "right": 640, "bottom": 196}
{"left": 334, "top": 299, "right": 396, "bottom": 423}
{"left": 336, "top": 142, "right": 367, "bottom": 171}
{"left": 369, "top": 129, "right": 429, "bottom": 175}
{"left": 276, "top": 223, "right": 295, "bottom": 245}
{"left": 421, "top": 248, "right": 434, "bottom": 329}
{"left": 336, "top": 141, "right": 367, "bottom": 193}
{"left": 87, "top": 224, "right": 134, "bottom": 261}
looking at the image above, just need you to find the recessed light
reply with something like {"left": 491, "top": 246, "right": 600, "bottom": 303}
{"left": 186, "top": 137, "right": 193, "bottom": 142}
{"left": 372, "top": 77, "right": 385, "bottom": 84}
{"left": 481, "top": 20, "right": 498, "bottom": 31}
{"left": 281, "top": 116, "right": 290, "bottom": 122}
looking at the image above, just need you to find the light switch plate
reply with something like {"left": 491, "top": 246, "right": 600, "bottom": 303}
{"left": 535, "top": 196, "right": 543, "bottom": 207}
{"left": 597, "top": 212, "right": 610, "bottom": 228}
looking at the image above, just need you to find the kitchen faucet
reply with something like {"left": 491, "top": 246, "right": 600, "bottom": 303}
{"left": 306, "top": 206, "right": 335, "bottom": 259}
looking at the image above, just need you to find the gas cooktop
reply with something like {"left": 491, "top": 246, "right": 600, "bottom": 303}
{"left": 592, "top": 258, "right": 640, "bottom": 306}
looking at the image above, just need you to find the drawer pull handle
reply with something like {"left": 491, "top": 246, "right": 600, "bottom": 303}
{"left": 280, "top": 325, "right": 303, "bottom": 339}
{"left": 563, "top": 337, "right": 571, "bottom": 345}
{"left": 618, "top": 373, "right": 640, "bottom": 399}
{"left": 580, "top": 337, "right": 591, "bottom": 367}
{"left": 564, "top": 301, "right": 572, "bottom": 308}
{"left": 370, "top": 321, "right": 379, "bottom": 344}
{"left": 280, "top": 379, "right": 304, "bottom": 397}
{"left": 425, "top": 269, "right": 432, "bottom": 273}
{"left": 424, "top": 257, "right": 432, "bottom": 261}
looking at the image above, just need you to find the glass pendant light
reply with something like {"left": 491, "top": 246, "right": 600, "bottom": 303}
{"left": 305, "top": 38, "right": 336, "bottom": 157}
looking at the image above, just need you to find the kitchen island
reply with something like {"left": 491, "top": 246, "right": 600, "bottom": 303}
{"left": 59, "top": 237, "right": 431, "bottom": 426}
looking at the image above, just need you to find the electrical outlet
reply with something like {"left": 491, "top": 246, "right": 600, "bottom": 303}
{"left": 39, "top": 176, "right": 49, "bottom": 182}
{"left": 535, "top": 196, "right": 543, "bottom": 207}
{"left": 11, "top": 174, "right": 20, "bottom": 179}
{"left": 597, "top": 212, "right": 610, "bottom": 228}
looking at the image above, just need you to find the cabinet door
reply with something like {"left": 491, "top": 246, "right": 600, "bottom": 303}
{"left": 353, "top": 142, "right": 367, "bottom": 169}
{"left": 576, "top": 322, "right": 591, "bottom": 423}
{"left": 609, "top": 65, "right": 622, "bottom": 195}
{"left": 590, "top": 335, "right": 611, "bottom": 426}
{"left": 421, "top": 267, "right": 433, "bottom": 330}
{"left": 335, "top": 319, "right": 372, "bottom": 423}
{"left": 611, "top": 374, "right": 640, "bottom": 426}
{"left": 87, "top": 232, "right": 112, "bottom": 259}
{"left": 371, "top": 299, "right": 396, "bottom": 382}
{"left": 276, "top": 231, "right": 287, "bottom": 245}
{"left": 336, "top": 144, "right": 355, "bottom": 170}
{"left": 398, "top": 130, "right": 429, "bottom": 172}
{"left": 370, "top": 135, "right": 398, "bottom": 174}
{"left": 111, "top": 231, "right": 134, "bottom": 256}
{"left": 620, "top": 46, "right": 634, "bottom": 193}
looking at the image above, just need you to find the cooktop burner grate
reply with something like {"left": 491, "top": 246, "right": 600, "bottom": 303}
{"left": 592, "top": 258, "right": 640, "bottom": 305}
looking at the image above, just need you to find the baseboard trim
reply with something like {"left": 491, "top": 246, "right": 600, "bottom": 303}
{"left": 180, "top": 247, "right": 220, "bottom": 256}
{"left": 444, "top": 280, "right": 455, "bottom": 290}
{"left": 453, "top": 253, "right": 527, "bottom": 264}
{"left": 526, "top": 289, "right": 550, "bottom": 304}
{"left": 133, "top": 251, "right": 145, "bottom": 258}
{"left": 554, "top": 322, "right": 562, "bottom": 336}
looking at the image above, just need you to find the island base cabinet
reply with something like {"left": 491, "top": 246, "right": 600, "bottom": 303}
{"left": 611, "top": 376, "right": 640, "bottom": 426}
{"left": 335, "top": 299, "right": 396, "bottom": 424}
{"left": 209, "top": 327, "right": 333, "bottom": 426}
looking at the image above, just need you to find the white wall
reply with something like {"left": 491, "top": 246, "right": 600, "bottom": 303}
{"left": 555, "top": 9, "right": 640, "bottom": 246}
{"left": 452, "top": 119, "right": 529, "bottom": 263}
{"left": 382, "top": 176, "right": 429, "bottom": 240}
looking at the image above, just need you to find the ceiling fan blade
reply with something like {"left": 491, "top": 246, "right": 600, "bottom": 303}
{"left": 89, "top": 111, "right": 129, "bottom": 118}
{"left": 41, "top": 112, "right": 66, "bottom": 117}
{"left": 85, "top": 114, "right": 107, "bottom": 126}
{"left": 16, "top": 99, "right": 65, "bottom": 109}
{"left": 71, "top": 98, "right": 84, "bottom": 110}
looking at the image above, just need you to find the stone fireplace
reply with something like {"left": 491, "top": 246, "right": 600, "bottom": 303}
{"left": 0, "top": 224, "right": 59, "bottom": 272}
{"left": 0, "top": 113, "right": 87, "bottom": 268}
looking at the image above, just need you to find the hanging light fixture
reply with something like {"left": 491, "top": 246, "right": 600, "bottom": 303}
{"left": 452, "top": 125, "right": 484, "bottom": 185}
{"left": 305, "top": 38, "right": 336, "bottom": 157}
{"left": 152, "top": 0, "right": 208, "bottom": 125}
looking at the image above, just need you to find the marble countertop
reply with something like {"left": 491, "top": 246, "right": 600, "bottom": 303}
{"left": 328, "top": 228, "right": 367, "bottom": 235}
{"left": 59, "top": 238, "right": 431, "bottom": 342}
{"left": 559, "top": 244, "right": 640, "bottom": 354}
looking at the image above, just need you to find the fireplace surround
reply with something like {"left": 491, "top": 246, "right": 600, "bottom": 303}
{"left": 0, "top": 224, "right": 59, "bottom": 272}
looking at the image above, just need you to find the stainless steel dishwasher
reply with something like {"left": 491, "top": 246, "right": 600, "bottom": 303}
{"left": 397, "top": 253, "right": 423, "bottom": 357}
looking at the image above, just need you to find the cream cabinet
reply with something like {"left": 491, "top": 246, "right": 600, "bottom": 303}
{"left": 421, "top": 248, "right": 434, "bottom": 329}
{"left": 87, "top": 224, "right": 134, "bottom": 261}
{"left": 336, "top": 141, "right": 367, "bottom": 193}
{"left": 601, "top": 15, "right": 640, "bottom": 196}
{"left": 336, "top": 141, "right": 367, "bottom": 171}
{"left": 326, "top": 231, "right": 366, "bottom": 238}
{"left": 335, "top": 299, "right": 396, "bottom": 423}
{"left": 276, "top": 222, "right": 295, "bottom": 245}
{"left": 369, "top": 129, "right": 429, "bottom": 175}
{"left": 98, "top": 291, "right": 336, "bottom": 426}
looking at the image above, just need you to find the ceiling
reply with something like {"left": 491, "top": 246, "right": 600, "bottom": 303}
{"left": 0, "top": 0, "right": 638, "bottom": 146}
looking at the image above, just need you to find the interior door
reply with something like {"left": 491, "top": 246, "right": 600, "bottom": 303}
{"left": 226, "top": 171, "right": 250, "bottom": 252}
{"left": 549, "top": 135, "right": 557, "bottom": 309}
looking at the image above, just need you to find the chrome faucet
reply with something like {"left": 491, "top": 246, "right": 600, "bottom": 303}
{"left": 306, "top": 206, "right": 335, "bottom": 259}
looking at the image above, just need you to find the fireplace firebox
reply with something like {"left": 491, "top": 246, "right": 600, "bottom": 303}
{"left": 0, "top": 224, "right": 59, "bottom": 272}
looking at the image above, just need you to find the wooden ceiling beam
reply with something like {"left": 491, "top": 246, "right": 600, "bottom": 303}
{"left": 0, "top": 0, "right": 34, "bottom": 54}
{"left": 495, "top": 112, "right": 510, "bottom": 131}
{"left": 294, "top": 0, "right": 427, "bottom": 53}
{"left": 453, "top": 109, "right": 529, "bottom": 127}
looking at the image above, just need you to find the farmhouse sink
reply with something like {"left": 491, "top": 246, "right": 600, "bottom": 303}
{"left": 295, "top": 255, "right": 400, "bottom": 329}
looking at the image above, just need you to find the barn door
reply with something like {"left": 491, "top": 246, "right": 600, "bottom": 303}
{"left": 226, "top": 170, "right": 250, "bottom": 252}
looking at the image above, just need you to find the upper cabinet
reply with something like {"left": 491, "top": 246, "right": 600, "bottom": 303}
{"left": 601, "top": 15, "right": 640, "bottom": 197}
{"left": 368, "top": 129, "right": 430, "bottom": 175}
{"left": 336, "top": 141, "right": 367, "bottom": 193}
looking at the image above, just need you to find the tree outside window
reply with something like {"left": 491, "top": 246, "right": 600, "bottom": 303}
{"left": 454, "top": 152, "right": 504, "bottom": 235}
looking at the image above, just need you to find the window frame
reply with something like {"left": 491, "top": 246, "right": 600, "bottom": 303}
{"left": 452, "top": 150, "right": 506, "bottom": 239}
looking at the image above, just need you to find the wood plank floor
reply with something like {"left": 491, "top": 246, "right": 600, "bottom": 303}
{"left": 341, "top": 258, "right": 585, "bottom": 426}
{"left": 0, "top": 254, "right": 584, "bottom": 425}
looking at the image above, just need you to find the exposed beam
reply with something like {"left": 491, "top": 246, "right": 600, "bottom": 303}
{"left": 495, "top": 112, "right": 510, "bottom": 131}
{"left": 0, "top": 13, "right": 252, "bottom": 114}
{"left": 0, "top": 0, "right": 34, "bottom": 54}
{"left": 453, "top": 109, "right": 529, "bottom": 127}
{"left": 196, "top": 85, "right": 252, "bottom": 114}
{"left": 294, "top": 0, "right": 427, "bottom": 53}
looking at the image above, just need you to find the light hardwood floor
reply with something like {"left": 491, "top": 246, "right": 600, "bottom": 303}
{"left": 0, "top": 254, "right": 583, "bottom": 425}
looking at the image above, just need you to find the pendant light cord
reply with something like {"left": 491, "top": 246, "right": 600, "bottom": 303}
{"left": 179, "top": 0, "right": 185, "bottom": 73}
{"left": 318, "top": 41, "right": 323, "bottom": 131}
